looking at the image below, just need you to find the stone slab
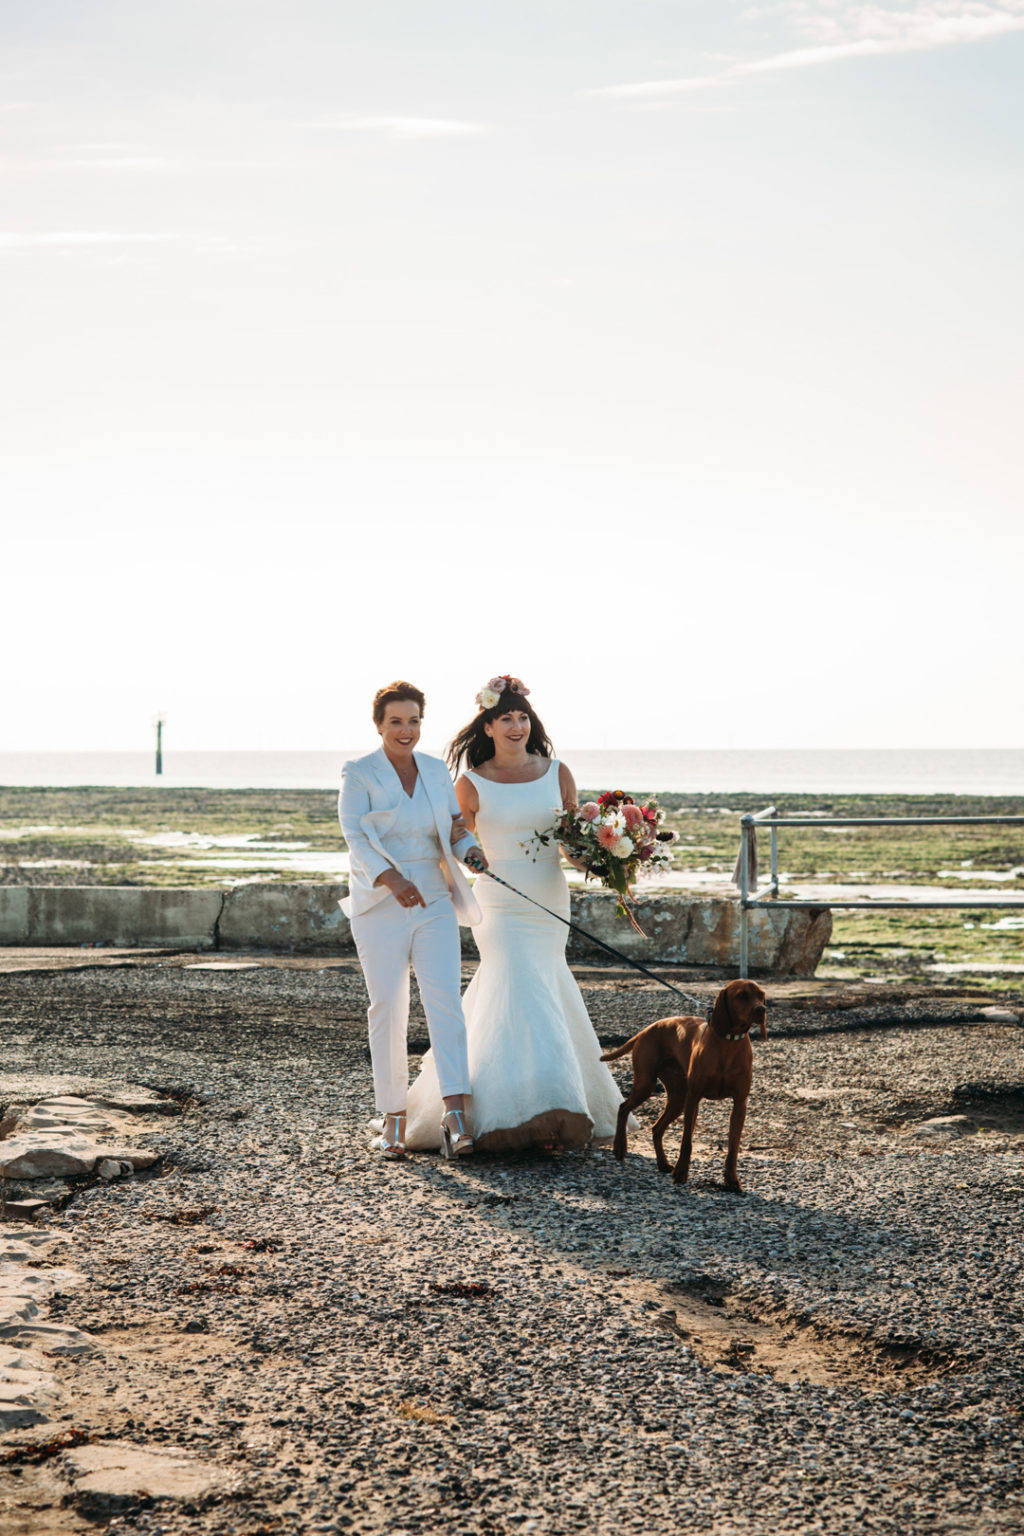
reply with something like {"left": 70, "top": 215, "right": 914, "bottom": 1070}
{"left": 65, "top": 1441, "right": 235, "bottom": 1512}
{"left": 0, "top": 1319, "right": 96, "bottom": 1355}
{"left": 0, "top": 1131, "right": 159, "bottom": 1179}
{"left": 0, "top": 1344, "right": 60, "bottom": 1430}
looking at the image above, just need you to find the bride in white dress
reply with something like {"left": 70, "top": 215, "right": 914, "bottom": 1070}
{"left": 405, "top": 675, "right": 626, "bottom": 1152}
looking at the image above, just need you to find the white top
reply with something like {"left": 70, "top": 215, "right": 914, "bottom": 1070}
{"left": 386, "top": 776, "right": 450, "bottom": 905}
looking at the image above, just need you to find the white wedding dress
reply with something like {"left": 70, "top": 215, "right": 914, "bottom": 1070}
{"left": 405, "top": 759, "right": 626, "bottom": 1152}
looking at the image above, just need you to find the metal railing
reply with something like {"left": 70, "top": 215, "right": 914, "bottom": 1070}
{"left": 737, "top": 805, "right": 1024, "bottom": 977}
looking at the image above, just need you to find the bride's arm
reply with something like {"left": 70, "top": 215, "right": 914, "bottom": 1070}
{"left": 455, "top": 774, "right": 479, "bottom": 830}
{"left": 558, "top": 761, "right": 578, "bottom": 812}
{"left": 453, "top": 775, "right": 488, "bottom": 870}
{"left": 557, "top": 762, "right": 588, "bottom": 871}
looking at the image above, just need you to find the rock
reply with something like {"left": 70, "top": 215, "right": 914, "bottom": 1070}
{"left": 15, "top": 1097, "right": 119, "bottom": 1130}
{"left": 0, "top": 1132, "right": 107, "bottom": 1178}
{"left": 0, "top": 1231, "right": 61, "bottom": 1263}
{"left": 552, "top": 891, "right": 833, "bottom": 977}
{"left": 977, "top": 1006, "right": 1022, "bottom": 1024}
{"left": 0, "top": 1198, "right": 50, "bottom": 1221}
{"left": 63, "top": 1441, "right": 235, "bottom": 1514}
{"left": 0, "top": 1074, "right": 178, "bottom": 1114}
{"left": 0, "top": 1133, "right": 159, "bottom": 1179}
{"left": 97, "top": 1158, "right": 132, "bottom": 1181}
{"left": 0, "top": 1320, "right": 96, "bottom": 1355}
{"left": 907, "top": 1115, "right": 972, "bottom": 1138}
{"left": 0, "top": 1345, "right": 60, "bottom": 1431}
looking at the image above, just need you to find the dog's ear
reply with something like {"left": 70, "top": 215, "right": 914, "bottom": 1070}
{"left": 710, "top": 987, "right": 732, "bottom": 1035}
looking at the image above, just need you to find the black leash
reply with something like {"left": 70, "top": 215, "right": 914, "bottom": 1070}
{"left": 475, "top": 865, "right": 694, "bottom": 1003}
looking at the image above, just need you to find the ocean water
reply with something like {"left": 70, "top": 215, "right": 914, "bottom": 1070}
{"left": 1, "top": 748, "right": 1022, "bottom": 795}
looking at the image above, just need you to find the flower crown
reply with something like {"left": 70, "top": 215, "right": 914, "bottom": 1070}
{"left": 475, "top": 674, "right": 531, "bottom": 711}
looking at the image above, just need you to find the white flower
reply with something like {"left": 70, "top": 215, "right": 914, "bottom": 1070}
{"left": 611, "top": 835, "right": 634, "bottom": 859}
{"left": 603, "top": 810, "right": 627, "bottom": 832}
{"left": 478, "top": 687, "right": 500, "bottom": 709}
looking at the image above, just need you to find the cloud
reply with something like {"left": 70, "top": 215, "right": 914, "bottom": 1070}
{"left": 315, "top": 115, "right": 489, "bottom": 140}
{"left": 60, "top": 156, "right": 180, "bottom": 170}
{"left": 592, "top": 2, "right": 1024, "bottom": 98}
{"left": 0, "top": 231, "right": 178, "bottom": 249}
{"left": 0, "top": 232, "right": 247, "bottom": 259}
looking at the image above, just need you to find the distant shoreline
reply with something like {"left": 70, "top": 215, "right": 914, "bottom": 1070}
{"left": 2, "top": 746, "right": 1023, "bottom": 796}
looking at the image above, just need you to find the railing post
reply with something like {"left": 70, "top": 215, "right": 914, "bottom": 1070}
{"left": 739, "top": 813, "right": 752, "bottom": 978}
{"left": 770, "top": 822, "right": 779, "bottom": 896}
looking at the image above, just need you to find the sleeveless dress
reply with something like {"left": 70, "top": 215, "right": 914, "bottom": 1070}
{"left": 405, "top": 758, "right": 626, "bottom": 1152}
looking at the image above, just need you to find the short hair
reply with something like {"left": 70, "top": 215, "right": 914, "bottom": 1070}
{"left": 371, "top": 681, "right": 426, "bottom": 725}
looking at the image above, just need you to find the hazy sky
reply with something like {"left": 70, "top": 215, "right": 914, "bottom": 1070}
{"left": 3, "top": 1, "right": 1021, "bottom": 753}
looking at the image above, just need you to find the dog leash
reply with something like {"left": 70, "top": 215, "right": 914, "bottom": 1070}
{"left": 472, "top": 865, "right": 695, "bottom": 1003}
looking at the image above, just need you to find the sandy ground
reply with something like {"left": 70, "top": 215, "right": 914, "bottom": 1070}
{"left": 1, "top": 952, "right": 1022, "bottom": 1536}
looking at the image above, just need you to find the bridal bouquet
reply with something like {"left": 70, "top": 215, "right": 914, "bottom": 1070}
{"left": 529, "top": 790, "right": 676, "bottom": 932}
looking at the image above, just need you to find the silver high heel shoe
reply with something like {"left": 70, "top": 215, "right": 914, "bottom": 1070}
{"left": 440, "top": 1109, "right": 474, "bottom": 1159}
{"left": 370, "top": 1111, "right": 407, "bottom": 1159}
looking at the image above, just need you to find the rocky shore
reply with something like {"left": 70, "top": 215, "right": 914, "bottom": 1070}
{"left": 1, "top": 953, "right": 1022, "bottom": 1535}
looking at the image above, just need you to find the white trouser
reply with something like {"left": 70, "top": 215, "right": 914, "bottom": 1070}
{"left": 350, "top": 894, "right": 470, "bottom": 1112}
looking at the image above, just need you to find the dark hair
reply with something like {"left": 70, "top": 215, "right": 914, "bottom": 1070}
{"left": 372, "top": 681, "right": 425, "bottom": 726}
{"left": 447, "top": 689, "right": 554, "bottom": 771}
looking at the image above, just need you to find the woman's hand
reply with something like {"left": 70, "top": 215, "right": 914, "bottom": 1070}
{"left": 374, "top": 869, "right": 426, "bottom": 908}
{"left": 464, "top": 847, "right": 489, "bottom": 873}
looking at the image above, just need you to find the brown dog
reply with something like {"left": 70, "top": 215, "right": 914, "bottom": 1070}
{"left": 600, "top": 979, "right": 768, "bottom": 1192}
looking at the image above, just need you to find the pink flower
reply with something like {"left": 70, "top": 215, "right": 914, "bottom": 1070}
{"left": 622, "top": 804, "right": 644, "bottom": 830}
{"left": 580, "top": 802, "right": 600, "bottom": 822}
{"left": 597, "top": 824, "right": 620, "bottom": 851}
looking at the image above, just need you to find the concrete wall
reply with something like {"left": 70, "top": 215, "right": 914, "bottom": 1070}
{"left": 7, "top": 887, "right": 224, "bottom": 951}
{"left": 0, "top": 883, "right": 832, "bottom": 976}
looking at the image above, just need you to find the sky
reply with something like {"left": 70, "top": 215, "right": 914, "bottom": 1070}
{"left": 2, "top": 1, "right": 1022, "bottom": 754}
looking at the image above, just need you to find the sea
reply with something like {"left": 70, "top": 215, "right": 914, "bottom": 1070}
{"left": 1, "top": 749, "right": 1023, "bottom": 796}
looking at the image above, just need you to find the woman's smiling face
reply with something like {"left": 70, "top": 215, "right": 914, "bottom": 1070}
{"left": 377, "top": 699, "right": 421, "bottom": 756}
{"left": 485, "top": 709, "right": 531, "bottom": 754}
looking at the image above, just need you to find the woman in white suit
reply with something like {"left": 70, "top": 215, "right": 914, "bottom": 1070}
{"left": 339, "top": 681, "right": 487, "bottom": 1160}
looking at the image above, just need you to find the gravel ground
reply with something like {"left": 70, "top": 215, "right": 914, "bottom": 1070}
{"left": 1, "top": 956, "right": 1023, "bottom": 1536}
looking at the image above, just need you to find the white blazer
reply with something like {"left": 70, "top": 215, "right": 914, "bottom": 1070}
{"left": 338, "top": 747, "right": 482, "bottom": 926}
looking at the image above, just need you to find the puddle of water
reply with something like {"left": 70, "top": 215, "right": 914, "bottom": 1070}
{"left": 149, "top": 851, "right": 349, "bottom": 875}
{"left": 186, "top": 962, "right": 262, "bottom": 971}
{"left": 141, "top": 831, "right": 311, "bottom": 852}
{"left": 938, "top": 868, "right": 1024, "bottom": 883}
{"left": 927, "top": 961, "right": 1024, "bottom": 974}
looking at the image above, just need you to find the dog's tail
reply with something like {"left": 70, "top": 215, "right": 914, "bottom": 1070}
{"left": 600, "top": 1029, "right": 649, "bottom": 1062}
